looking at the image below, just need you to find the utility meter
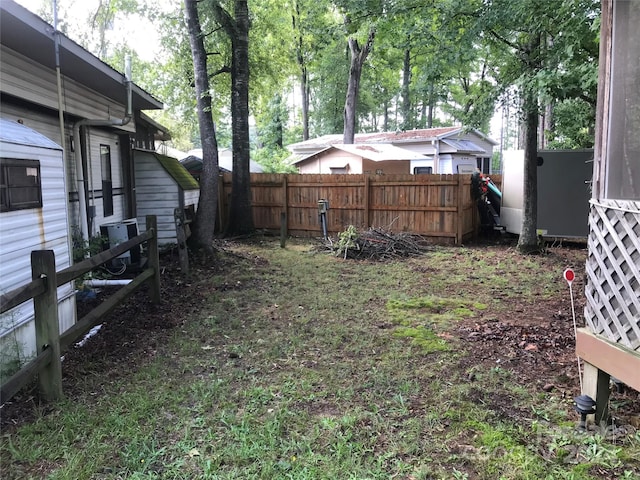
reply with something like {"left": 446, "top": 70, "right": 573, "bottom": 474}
{"left": 318, "top": 199, "right": 329, "bottom": 214}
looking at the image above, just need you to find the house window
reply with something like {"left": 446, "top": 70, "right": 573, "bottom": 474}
{"left": 101, "top": 145, "right": 113, "bottom": 216}
{"left": 330, "top": 166, "right": 348, "bottom": 174}
{"left": 413, "top": 166, "right": 433, "bottom": 174}
{"left": 476, "top": 157, "right": 491, "bottom": 174}
{"left": 0, "top": 158, "right": 42, "bottom": 212}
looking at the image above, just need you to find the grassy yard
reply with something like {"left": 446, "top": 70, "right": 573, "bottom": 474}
{"left": 1, "top": 238, "right": 638, "bottom": 479}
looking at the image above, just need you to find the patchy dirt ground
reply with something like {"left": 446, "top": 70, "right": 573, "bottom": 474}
{"left": 2, "top": 237, "right": 638, "bottom": 449}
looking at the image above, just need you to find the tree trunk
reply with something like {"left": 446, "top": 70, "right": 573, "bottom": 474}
{"left": 383, "top": 98, "right": 389, "bottom": 131}
{"left": 293, "top": 1, "right": 310, "bottom": 140}
{"left": 184, "top": 0, "right": 218, "bottom": 254}
{"left": 517, "top": 90, "right": 540, "bottom": 254}
{"left": 427, "top": 83, "right": 434, "bottom": 128}
{"left": 213, "top": 0, "right": 254, "bottom": 236}
{"left": 343, "top": 29, "right": 375, "bottom": 144}
{"left": 301, "top": 66, "right": 310, "bottom": 140}
{"left": 401, "top": 45, "right": 412, "bottom": 130}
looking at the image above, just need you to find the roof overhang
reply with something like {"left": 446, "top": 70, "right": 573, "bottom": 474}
{"left": 441, "top": 139, "right": 487, "bottom": 154}
{"left": 334, "top": 143, "right": 428, "bottom": 161}
{"left": 0, "top": 0, "right": 163, "bottom": 111}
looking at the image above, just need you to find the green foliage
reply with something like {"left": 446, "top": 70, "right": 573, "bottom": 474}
{"left": 0, "top": 310, "right": 32, "bottom": 380}
{"left": 252, "top": 147, "right": 297, "bottom": 173}
{"left": 392, "top": 325, "right": 450, "bottom": 352}
{"left": 72, "top": 231, "right": 106, "bottom": 264}
{"left": 36, "top": 0, "right": 601, "bottom": 152}
{"left": 335, "top": 225, "right": 359, "bottom": 259}
{"left": 255, "top": 94, "right": 288, "bottom": 150}
{"left": 547, "top": 98, "right": 596, "bottom": 149}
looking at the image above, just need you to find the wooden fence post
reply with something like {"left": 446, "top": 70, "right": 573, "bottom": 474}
{"left": 456, "top": 174, "right": 465, "bottom": 244}
{"left": 174, "top": 208, "right": 190, "bottom": 274}
{"left": 363, "top": 176, "right": 370, "bottom": 229}
{"left": 31, "top": 250, "right": 63, "bottom": 402}
{"left": 217, "top": 174, "right": 225, "bottom": 232}
{"left": 146, "top": 215, "right": 161, "bottom": 304}
{"left": 282, "top": 175, "right": 289, "bottom": 240}
{"left": 280, "top": 212, "right": 287, "bottom": 248}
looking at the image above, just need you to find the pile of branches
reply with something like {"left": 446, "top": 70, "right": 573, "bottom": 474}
{"left": 327, "top": 225, "right": 432, "bottom": 260}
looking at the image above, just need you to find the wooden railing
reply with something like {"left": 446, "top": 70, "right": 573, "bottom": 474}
{"left": 0, "top": 216, "right": 161, "bottom": 404}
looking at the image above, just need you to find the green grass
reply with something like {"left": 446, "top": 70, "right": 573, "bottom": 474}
{"left": 0, "top": 238, "right": 637, "bottom": 479}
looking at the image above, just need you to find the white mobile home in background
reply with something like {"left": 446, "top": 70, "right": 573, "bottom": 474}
{"left": 500, "top": 149, "right": 593, "bottom": 238}
{"left": 0, "top": 119, "right": 76, "bottom": 371}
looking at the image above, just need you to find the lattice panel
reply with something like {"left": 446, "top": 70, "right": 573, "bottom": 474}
{"left": 585, "top": 199, "right": 640, "bottom": 351}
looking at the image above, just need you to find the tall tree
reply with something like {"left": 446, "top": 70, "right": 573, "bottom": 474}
{"left": 184, "top": 0, "right": 219, "bottom": 254}
{"left": 292, "top": 0, "right": 310, "bottom": 140}
{"left": 343, "top": 28, "right": 375, "bottom": 143}
{"left": 479, "top": 0, "right": 599, "bottom": 252}
{"left": 210, "top": 0, "right": 254, "bottom": 236}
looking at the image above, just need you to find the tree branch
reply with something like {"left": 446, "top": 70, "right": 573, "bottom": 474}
{"left": 210, "top": 65, "right": 231, "bottom": 78}
{"left": 488, "top": 29, "right": 523, "bottom": 52}
{"left": 211, "top": 1, "right": 237, "bottom": 37}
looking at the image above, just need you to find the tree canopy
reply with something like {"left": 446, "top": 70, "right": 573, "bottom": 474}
{"left": 26, "top": 0, "right": 601, "bottom": 247}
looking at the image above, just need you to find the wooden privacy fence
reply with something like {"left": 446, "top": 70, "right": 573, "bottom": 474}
{"left": 0, "top": 216, "right": 161, "bottom": 404}
{"left": 220, "top": 173, "right": 502, "bottom": 243}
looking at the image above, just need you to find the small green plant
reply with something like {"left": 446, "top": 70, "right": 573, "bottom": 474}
{"left": 0, "top": 309, "right": 32, "bottom": 380}
{"left": 72, "top": 228, "right": 106, "bottom": 263}
{"left": 452, "top": 469, "right": 469, "bottom": 480}
{"left": 335, "top": 225, "right": 359, "bottom": 259}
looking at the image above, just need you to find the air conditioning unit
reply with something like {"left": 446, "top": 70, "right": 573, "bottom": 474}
{"left": 100, "top": 219, "right": 141, "bottom": 269}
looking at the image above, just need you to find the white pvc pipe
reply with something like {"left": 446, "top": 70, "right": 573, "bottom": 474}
{"left": 83, "top": 279, "right": 132, "bottom": 287}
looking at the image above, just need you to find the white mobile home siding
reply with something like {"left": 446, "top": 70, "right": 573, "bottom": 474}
{"left": 1, "top": 104, "right": 128, "bottom": 238}
{"left": 86, "top": 128, "right": 125, "bottom": 234}
{"left": 0, "top": 121, "right": 76, "bottom": 369}
{"left": 0, "top": 46, "right": 133, "bottom": 133}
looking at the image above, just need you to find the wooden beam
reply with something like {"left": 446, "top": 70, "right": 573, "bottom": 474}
{"left": 57, "top": 230, "right": 152, "bottom": 286}
{"left": 0, "top": 278, "right": 46, "bottom": 314}
{"left": 0, "top": 348, "right": 52, "bottom": 404}
{"left": 174, "top": 208, "right": 190, "bottom": 274}
{"left": 576, "top": 327, "right": 640, "bottom": 392}
{"left": 31, "top": 250, "right": 63, "bottom": 402}
{"left": 456, "top": 174, "right": 465, "bottom": 245}
{"left": 59, "top": 269, "right": 154, "bottom": 351}
{"left": 145, "top": 216, "right": 161, "bottom": 304}
{"left": 582, "top": 362, "right": 610, "bottom": 425}
{"left": 363, "top": 175, "right": 370, "bottom": 229}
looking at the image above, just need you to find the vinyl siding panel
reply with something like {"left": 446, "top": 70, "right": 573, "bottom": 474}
{"left": 134, "top": 152, "right": 181, "bottom": 245}
{"left": 1, "top": 103, "right": 133, "bottom": 233}
{"left": 0, "top": 46, "right": 133, "bottom": 133}
{"left": 0, "top": 132, "right": 76, "bottom": 366}
{"left": 184, "top": 190, "right": 199, "bottom": 209}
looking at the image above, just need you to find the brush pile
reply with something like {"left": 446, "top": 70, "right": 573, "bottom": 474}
{"left": 327, "top": 225, "right": 432, "bottom": 260}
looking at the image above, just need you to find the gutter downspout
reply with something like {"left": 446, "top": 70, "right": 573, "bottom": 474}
{"left": 73, "top": 56, "right": 133, "bottom": 243}
{"left": 53, "top": 0, "right": 74, "bottom": 261}
{"left": 432, "top": 139, "right": 440, "bottom": 174}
